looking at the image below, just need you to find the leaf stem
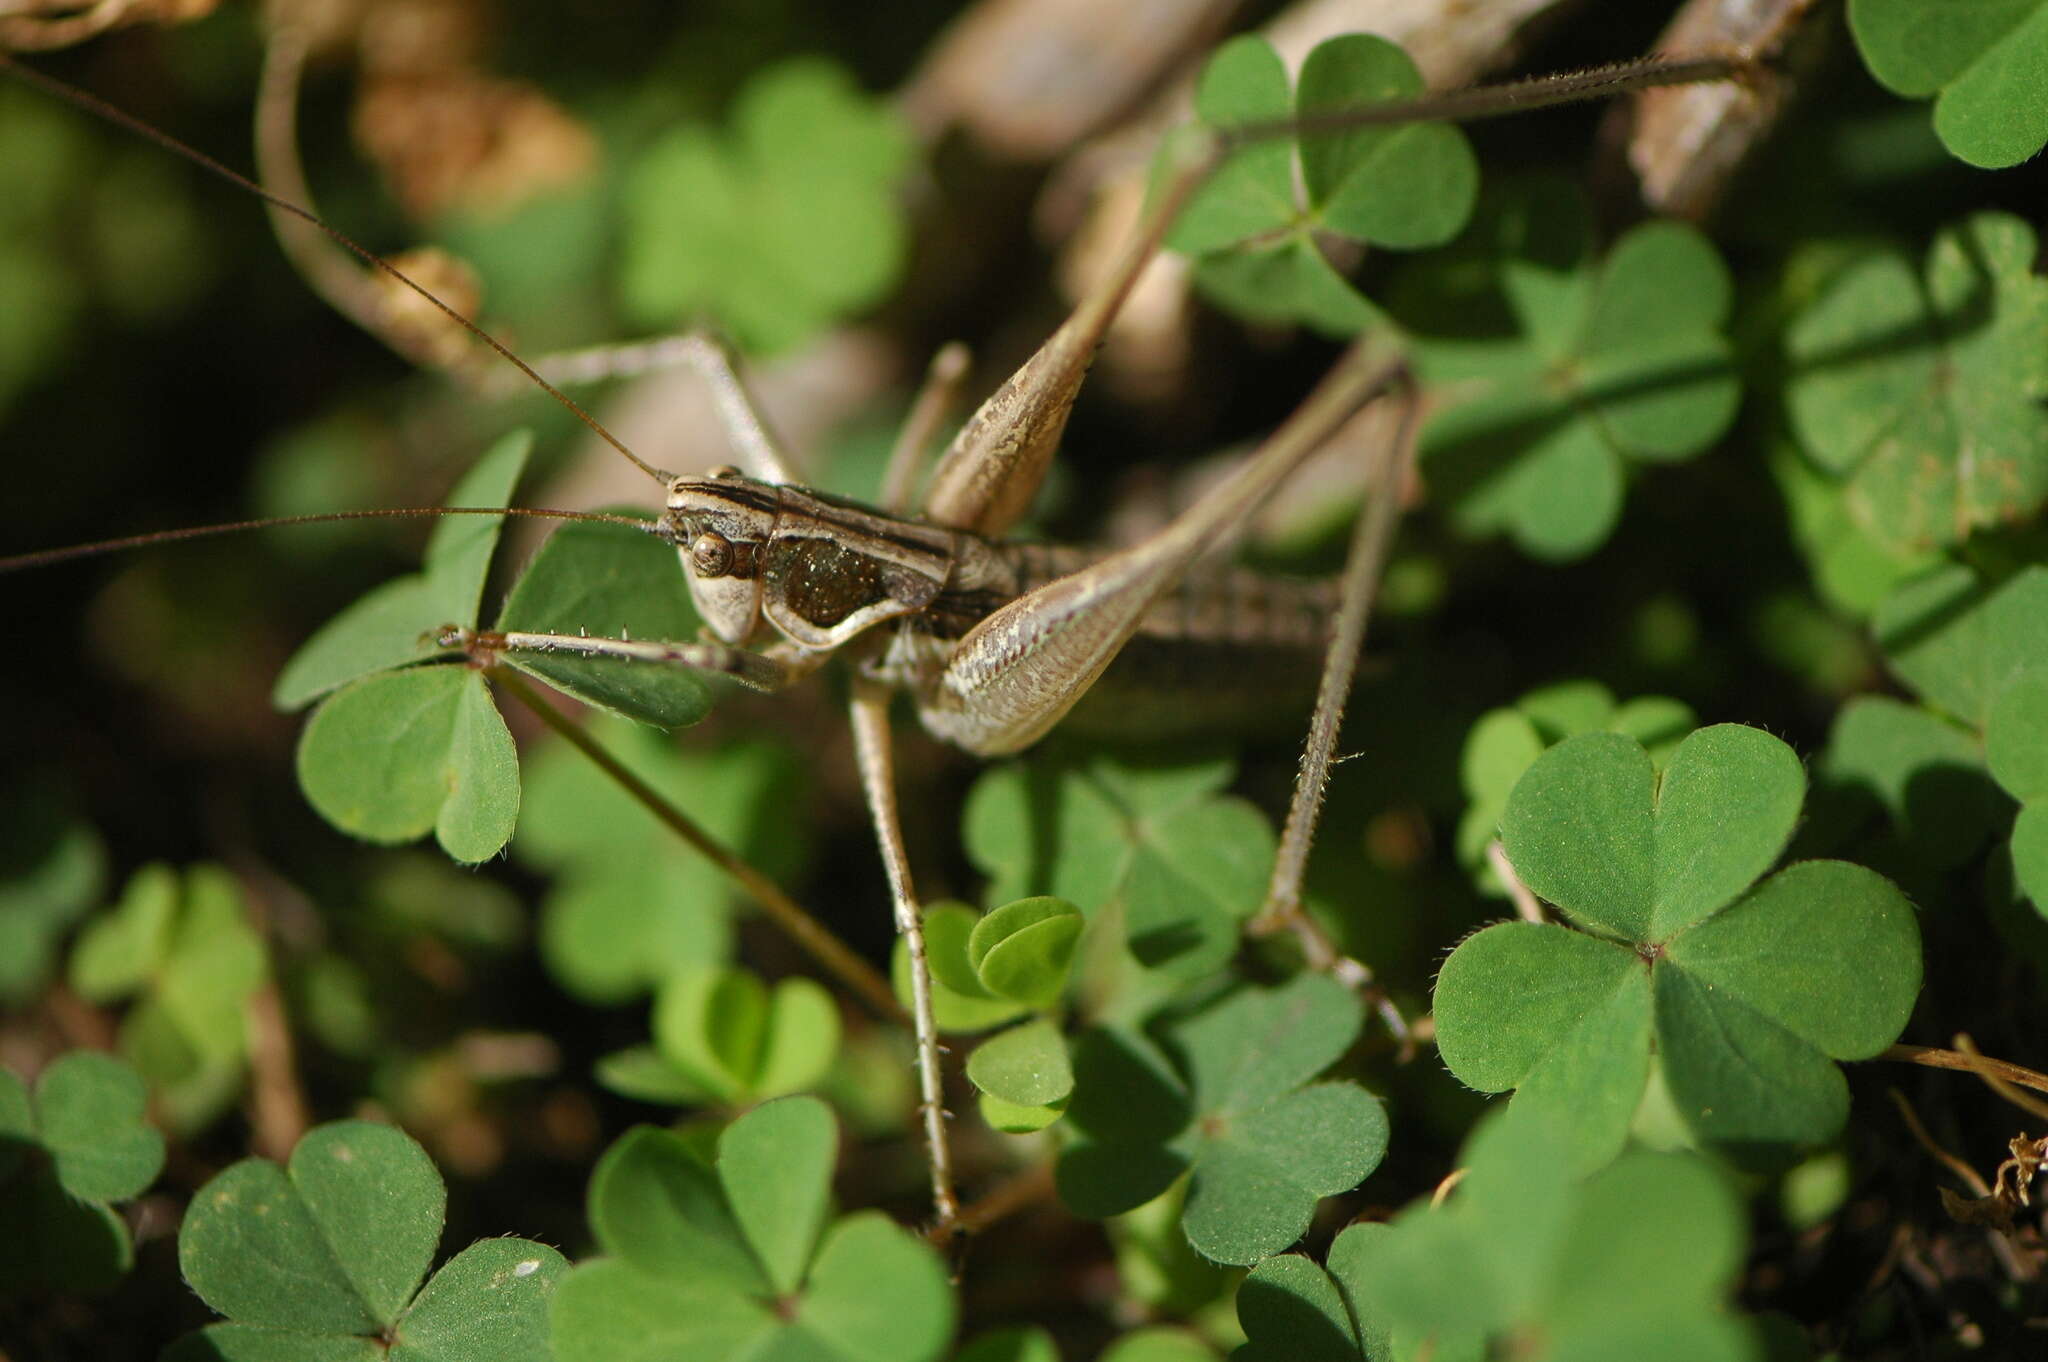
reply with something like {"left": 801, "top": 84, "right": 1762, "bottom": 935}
{"left": 490, "top": 668, "right": 905, "bottom": 1022}
{"left": 932, "top": 1160, "right": 1057, "bottom": 1245}
{"left": 1880, "top": 1043, "right": 2048, "bottom": 1105}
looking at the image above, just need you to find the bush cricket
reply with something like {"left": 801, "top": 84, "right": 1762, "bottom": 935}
{"left": 0, "top": 11, "right": 1767, "bottom": 1235}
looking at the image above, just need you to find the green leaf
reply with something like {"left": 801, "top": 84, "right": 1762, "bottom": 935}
{"left": 1234, "top": 1251, "right": 1360, "bottom": 1362}
{"left": 495, "top": 518, "right": 712, "bottom": 729}
{"left": 620, "top": 57, "right": 911, "bottom": 354}
{"left": 894, "top": 903, "right": 1030, "bottom": 1033}
{"left": 968, "top": 897, "right": 1084, "bottom": 1007}
{"left": 1181, "top": 1081, "right": 1387, "bottom": 1265}
{"left": 1502, "top": 725, "right": 1804, "bottom": 942}
{"left": 966, "top": 1017, "right": 1074, "bottom": 1108}
{"left": 1987, "top": 671, "right": 2048, "bottom": 907}
{"left": 0, "top": 1159, "right": 133, "bottom": 1296}
{"left": 69, "top": 860, "right": 178, "bottom": 1001}
{"left": 274, "top": 432, "right": 528, "bottom": 709}
{"left": 1394, "top": 178, "right": 1739, "bottom": 559}
{"left": 180, "top": 1121, "right": 445, "bottom": 1334}
{"left": 1440, "top": 726, "right": 1922, "bottom": 1165}
{"left": 520, "top": 723, "right": 800, "bottom": 1003}
{"left": 561, "top": 1099, "right": 954, "bottom": 1362}
{"left": 0, "top": 797, "right": 104, "bottom": 1006}
{"left": 1819, "top": 695, "right": 1998, "bottom": 866}
{"left": 978, "top": 1093, "right": 1067, "bottom": 1135}
{"left": 297, "top": 667, "right": 519, "bottom": 864}
{"left": 964, "top": 750, "right": 1273, "bottom": 981}
{"left": 1173, "top": 34, "right": 1477, "bottom": 333}
{"left": 1296, "top": 35, "right": 1478, "bottom": 250}
{"left": 66, "top": 862, "right": 264, "bottom": 1121}
{"left": 1787, "top": 215, "right": 2048, "bottom": 551}
{"left": 717, "top": 1097, "right": 836, "bottom": 1297}
{"left": 1169, "top": 36, "right": 1295, "bottom": 256}
{"left": 1988, "top": 669, "right": 2048, "bottom": 795}
{"left": 1874, "top": 564, "right": 2048, "bottom": 724}
{"left": 652, "top": 965, "right": 840, "bottom": 1105}
{"left": 389, "top": 1238, "right": 567, "bottom": 1362}
{"left": 1457, "top": 685, "right": 1698, "bottom": 889}
{"left": 957, "top": 1327, "right": 1061, "bottom": 1362}
{"left": 586, "top": 1125, "right": 766, "bottom": 1294}
{"left": 1850, "top": 0, "right": 2048, "bottom": 168}
{"left": 791, "top": 1212, "right": 956, "bottom": 1362}
{"left": 29, "top": 1051, "right": 165, "bottom": 1202}
{"left": 549, "top": 1259, "right": 775, "bottom": 1362}
{"left": 1354, "top": 1117, "right": 1751, "bottom": 1359}
{"left": 155, "top": 865, "right": 268, "bottom": 1064}
{"left": 1061, "top": 975, "right": 1385, "bottom": 1265}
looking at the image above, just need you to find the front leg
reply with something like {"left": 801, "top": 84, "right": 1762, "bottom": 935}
{"left": 446, "top": 626, "right": 821, "bottom": 694}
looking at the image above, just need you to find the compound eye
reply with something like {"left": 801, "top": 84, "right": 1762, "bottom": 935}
{"left": 707, "top": 464, "right": 742, "bottom": 479}
{"left": 690, "top": 531, "right": 735, "bottom": 577}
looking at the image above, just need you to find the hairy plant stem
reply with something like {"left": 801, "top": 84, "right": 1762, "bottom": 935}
{"left": 490, "top": 668, "right": 904, "bottom": 1022}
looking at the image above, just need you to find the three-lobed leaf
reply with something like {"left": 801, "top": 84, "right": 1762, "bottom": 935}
{"left": 0, "top": 1051, "right": 164, "bottom": 1297}
{"left": 1849, "top": 0, "right": 2048, "bottom": 169}
{"left": 554, "top": 1096, "right": 955, "bottom": 1362}
{"left": 965, "top": 750, "right": 1274, "bottom": 983}
{"left": 1787, "top": 214, "right": 2048, "bottom": 552}
{"left": 620, "top": 58, "right": 912, "bottom": 354}
{"left": 1437, "top": 725, "right": 1922, "bottom": 1169}
{"left": 1392, "top": 177, "right": 1739, "bottom": 559}
{"left": 1171, "top": 33, "right": 1477, "bottom": 335}
{"left": 171, "top": 1119, "right": 565, "bottom": 1361}
{"left": 519, "top": 722, "right": 804, "bottom": 1003}
{"left": 1059, "top": 974, "right": 1386, "bottom": 1265}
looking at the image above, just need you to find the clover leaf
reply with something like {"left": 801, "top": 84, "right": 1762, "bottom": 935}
{"left": 893, "top": 902, "right": 1033, "bottom": 1033}
{"left": 0, "top": 1052, "right": 164, "bottom": 1296}
{"left": 1170, "top": 34, "right": 1477, "bottom": 336}
{"left": 1818, "top": 696, "right": 1999, "bottom": 868}
{"left": 1850, "top": 0, "right": 2048, "bottom": 169}
{"left": 1231, "top": 1222, "right": 1391, "bottom": 1362}
{"left": 1271, "top": 1113, "right": 1757, "bottom": 1361}
{"left": 282, "top": 432, "right": 712, "bottom": 865}
{"left": 1457, "top": 680, "right": 1695, "bottom": 891}
{"left": 516, "top": 719, "right": 803, "bottom": 1003}
{"left": 1437, "top": 725, "right": 1922, "bottom": 1170}
{"left": 964, "top": 749, "right": 1275, "bottom": 982}
{"left": 1786, "top": 214, "right": 2048, "bottom": 552}
{"left": 1874, "top": 563, "right": 2048, "bottom": 725}
{"left": 1770, "top": 441, "right": 1939, "bottom": 618}
{"left": 597, "top": 963, "right": 839, "bottom": 1107}
{"left": 167, "top": 1119, "right": 566, "bottom": 1362}
{"left": 621, "top": 57, "right": 911, "bottom": 355}
{"left": 68, "top": 862, "right": 265, "bottom": 1134}
{"left": 968, "top": 1017, "right": 1075, "bottom": 1133}
{"left": 1389, "top": 176, "right": 1739, "bottom": 560}
{"left": 1985, "top": 669, "right": 2048, "bottom": 912}
{"left": 0, "top": 789, "right": 104, "bottom": 1005}
{"left": 552, "top": 1096, "right": 956, "bottom": 1362}
{"left": 1059, "top": 974, "right": 1387, "bottom": 1266}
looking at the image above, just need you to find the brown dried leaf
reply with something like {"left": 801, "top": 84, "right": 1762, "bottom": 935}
{"left": 373, "top": 245, "right": 482, "bottom": 370}
{"left": 352, "top": 70, "right": 597, "bottom": 219}
{"left": 1941, "top": 1185, "right": 2019, "bottom": 1233}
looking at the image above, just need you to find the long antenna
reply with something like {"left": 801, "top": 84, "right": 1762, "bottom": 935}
{"left": 0, "top": 506, "right": 666, "bottom": 575}
{"left": 0, "top": 51, "right": 677, "bottom": 487}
